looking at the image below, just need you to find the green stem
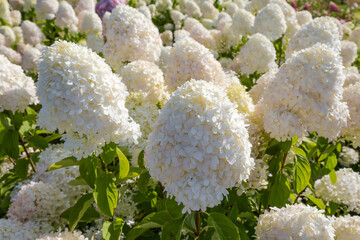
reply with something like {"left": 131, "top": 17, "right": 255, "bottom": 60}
{"left": 18, "top": 133, "right": 37, "bottom": 173}
{"left": 195, "top": 211, "right": 201, "bottom": 238}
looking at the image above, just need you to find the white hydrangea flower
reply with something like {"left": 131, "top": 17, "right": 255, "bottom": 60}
{"left": 249, "top": 0, "right": 270, "bottom": 12}
{"left": 186, "top": 0, "right": 202, "bottom": 18}
{"left": 231, "top": 9, "right": 255, "bottom": 36}
{"left": 158, "top": 45, "right": 171, "bottom": 71}
{"left": 145, "top": 80, "right": 254, "bottom": 213}
{"left": 37, "top": 41, "right": 141, "bottom": 159}
{"left": 249, "top": 68, "right": 277, "bottom": 104}
{"left": 55, "top": 1, "right": 78, "bottom": 33}
{"left": 86, "top": 33, "right": 104, "bottom": 53}
{"left": 341, "top": 82, "right": 360, "bottom": 147}
{"left": 74, "top": 0, "right": 95, "bottom": 15}
{"left": 23, "top": 0, "right": 36, "bottom": 11}
{"left": 296, "top": 10, "right": 312, "bottom": 26}
{"left": 0, "top": 45, "right": 21, "bottom": 64}
{"left": 0, "top": 219, "right": 41, "bottom": 240}
{"left": 344, "top": 66, "right": 360, "bottom": 88}
{"left": 9, "top": 0, "right": 24, "bottom": 10}
{"left": 256, "top": 204, "right": 335, "bottom": 240}
{"left": 0, "top": 158, "right": 13, "bottom": 177}
{"left": 340, "top": 40, "right": 358, "bottom": 66}
{"left": 0, "top": 54, "right": 37, "bottom": 113}
{"left": 286, "top": 17, "right": 341, "bottom": 59}
{"left": 78, "top": 10, "right": 102, "bottom": 34}
{"left": 171, "top": 10, "right": 185, "bottom": 30}
{"left": 223, "top": 2, "right": 238, "bottom": 16}
{"left": 0, "top": 33, "right": 10, "bottom": 47}
{"left": 230, "top": 33, "right": 276, "bottom": 76}
{"left": 315, "top": 168, "right": 360, "bottom": 213}
{"left": 21, "top": 20, "right": 46, "bottom": 46}
{"left": 21, "top": 44, "right": 41, "bottom": 72}
{"left": 104, "top": 5, "right": 162, "bottom": 70}
{"left": 339, "top": 146, "right": 359, "bottom": 167}
{"left": 251, "top": 3, "right": 287, "bottom": 41}
{"left": 237, "top": 158, "right": 269, "bottom": 195}
{"left": 12, "top": 25, "right": 23, "bottom": 45}
{"left": 183, "top": 17, "right": 217, "bottom": 51}
{"left": 330, "top": 215, "right": 360, "bottom": 240}
{"left": 7, "top": 181, "right": 70, "bottom": 223}
{"left": 226, "top": 81, "right": 255, "bottom": 117}
{"left": 156, "top": 0, "right": 172, "bottom": 12}
{"left": 37, "top": 228, "right": 88, "bottom": 240}
{"left": 200, "top": 1, "right": 219, "bottom": 20}
{"left": 160, "top": 30, "right": 173, "bottom": 46}
{"left": 269, "top": 0, "right": 299, "bottom": 38}
{"left": 164, "top": 37, "right": 226, "bottom": 92}
{"left": 0, "top": 0, "right": 13, "bottom": 25}
{"left": 32, "top": 144, "right": 90, "bottom": 204}
{"left": 120, "top": 60, "right": 168, "bottom": 102}
{"left": 261, "top": 44, "right": 349, "bottom": 141}
{"left": 11, "top": 10, "right": 22, "bottom": 26}
{"left": 35, "top": 0, "right": 59, "bottom": 20}
{"left": 115, "top": 180, "right": 139, "bottom": 226}
{"left": 348, "top": 27, "right": 360, "bottom": 46}
{"left": 0, "top": 26, "right": 16, "bottom": 45}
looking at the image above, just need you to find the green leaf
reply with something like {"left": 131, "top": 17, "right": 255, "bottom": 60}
{"left": 69, "top": 193, "right": 94, "bottom": 231}
{"left": 208, "top": 212, "right": 240, "bottom": 240}
{"left": 161, "top": 217, "right": 185, "bottom": 240}
{"left": 139, "top": 211, "right": 171, "bottom": 228}
{"left": 293, "top": 147, "right": 307, "bottom": 158}
{"left": 3, "top": 129, "right": 19, "bottom": 159}
{"left": 44, "top": 134, "right": 62, "bottom": 143}
{"left": 324, "top": 153, "right": 337, "bottom": 173}
{"left": 266, "top": 139, "right": 292, "bottom": 156}
{"left": 306, "top": 195, "right": 326, "bottom": 210}
{"left": 116, "top": 147, "right": 129, "bottom": 179}
{"left": 138, "top": 150, "right": 145, "bottom": 168}
{"left": 138, "top": 171, "right": 151, "bottom": 194}
{"left": 79, "top": 156, "right": 98, "bottom": 188}
{"left": 269, "top": 173, "right": 290, "bottom": 207}
{"left": 47, "top": 156, "right": 79, "bottom": 171}
{"left": 293, "top": 154, "right": 311, "bottom": 194}
{"left": 103, "top": 218, "right": 124, "bottom": 240}
{"left": 26, "top": 135, "right": 48, "bottom": 150}
{"left": 68, "top": 177, "right": 88, "bottom": 186}
{"left": 166, "top": 198, "right": 183, "bottom": 219}
{"left": 126, "top": 227, "right": 148, "bottom": 240}
{"left": 93, "top": 172, "right": 118, "bottom": 218}
{"left": 12, "top": 113, "right": 23, "bottom": 131}
{"left": 14, "top": 158, "right": 29, "bottom": 180}
{"left": 329, "top": 169, "right": 337, "bottom": 185}
{"left": 101, "top": 142, "right": 117, "bottom": 165}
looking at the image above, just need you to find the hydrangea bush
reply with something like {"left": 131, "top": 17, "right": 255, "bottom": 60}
{"left": 0, "top": 0, "right": 360, "bottom": 239}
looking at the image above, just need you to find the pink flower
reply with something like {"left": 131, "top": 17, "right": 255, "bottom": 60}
{"left": 290, "top": 0, "right": 297, "bottom": 9}
{"left": 302, "top": 2, "right": 310, "bottom": 10}
{"left": 330, "top": 2, "right": 340, "bottom": 12}
{"left": 95, "top": 0, "right": 126, "bottom": 19}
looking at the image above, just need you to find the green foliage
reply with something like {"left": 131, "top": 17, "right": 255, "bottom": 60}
{"left": 69, "top": 193, "right": 94, "bottom": 231}
{"left": 93, "top": 172, "right": 118, "bottom": 218}
{"left": 208, "top": 212, "right": 240, "bottom": 240}
{"left": 103, "top": 218, "right": 124, "bottom": 240}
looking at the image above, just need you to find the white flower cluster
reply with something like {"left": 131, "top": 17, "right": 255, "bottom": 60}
{"left": 115, "top": 180, "right": 139, "bottom": 226}
{"left": 237, "top": 158, "right": 269, "bottom": 195}
{"left": 35, "top": 0, "right": 59, "bottom": 20}
{"left": 37, "top": 228, "right": 88, "bottom": 240}
{"left": 341, "top": 82, "right": 360, "bottom": 147}
{"left": 7, "top": 181, "right": 70, "bottom": 224}
{"left": 230, "top": 33, "right": 276, "bottom": 76}
{"left": 0, "top": 54, "right": 38, "bottom": 113}
{"left": 330, "top": 215, "right": 360, "bottom": 240}
{"left": 21, "top": 44, "right": 41, "bottom": 72}
{"left": 339, "top": 146, "right": 359, "bottom": 167}
{"left": 0, "top": 44, "right": 21, "bottom": 64}
{"left": 164, "top": 37, "right": 227, "bottom": 92}
{"left": 145, "top": 80, "right": 253, "bottom": 213}
{"left": 286, "top": 17, "right": 341, "bottom": 58}
{"left": 0, "top": 218, "right": 41, "bottom": 240}
{"left": 231, "top": 9, "right": 254, "bottom": 36}
{"left": 256, "top": 204, "right": 335, "bottom": 240}
{"left": 314, "top": 168, "right": 360, "bottom": 213}
{"left": 104, "top": 5, "right": 162, "bottom": 70}
{"left": 55, "top": 1, "right": 78, "bottom": 33}
{"left": 33, "top": 144, "right": 90, "bottom": 203}
{"left": 183, "top": 17, "right": 217, "bottom": 51}
{"left": 251, "top": 3, "right": 287, "bottom": 41}
{"left": 296, "top": 11, "right": 312, "bottom": 26}
{"left": 21, "top": 20, "right": 45, "bottom": 46}
{"left": 226, "top": 81, "right": 255, "bottom": 117}
{"left": 340, "top": 40, "right": 358, "bottom": 67}
{"left": 260, "top": 44, "right": 349, "bottom": 141}
{"left": 0, "top": 158, "right": 13, "bottom": 177}
{"left": 344, "top": 66, "right": 360, "bottom": 88}
{"left": 37, "top": 41, "right": 141, "bottom": 159}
